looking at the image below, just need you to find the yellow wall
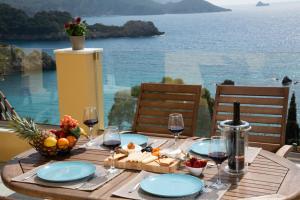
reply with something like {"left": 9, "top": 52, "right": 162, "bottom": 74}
{"left": 0, "top": 129, "right": 31, "bottom": 162}
{"left": 54, "top": 48, "right": 104, "bottom": 132}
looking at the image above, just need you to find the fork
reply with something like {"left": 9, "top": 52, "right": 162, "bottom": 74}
{"left": 128, "top": 182, "right": 140, "bottom": 193}
{"left": 76, "top": 175, "right": 95, "bottom": 189}
{"left": 77, "top": 171, "right": 109, "bottom": 189}
{"left": 147, "top": 139, "right": 157, "bottom": 147}
{"left": 23, "top": 172, "right": 36, "bottom": 181}
{"left": 128, "top": 175, "right": 149, "bottom": 193}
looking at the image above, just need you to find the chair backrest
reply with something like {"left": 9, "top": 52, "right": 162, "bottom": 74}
{"left": 132, "top": 83, "right": 202, "bottom": 137}
{"left": 0, "top": 91, "right": 18, "bottom": 120}
{"left": 211, "top": 85, "right": 289, "bottom": 152}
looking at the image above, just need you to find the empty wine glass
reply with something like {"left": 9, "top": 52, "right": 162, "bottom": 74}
{"left": 103, "top": 126, "right": 121, "bottom": 174}
{"left": 83, "top": 106, "right": 98, "bottom": 146}
{"left": 208, "top": 136, "right": 228, "bottom": 189}
{"left": 168, "top": 113, "right": 184, "bottom": 149}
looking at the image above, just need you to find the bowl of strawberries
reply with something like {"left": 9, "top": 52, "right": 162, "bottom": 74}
{"left": 185, "top": 157, "right": 208, "bottom": 176}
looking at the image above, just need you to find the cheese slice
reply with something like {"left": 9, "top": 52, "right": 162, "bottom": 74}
{"left": 127, "top": 152, "right": 143, "bottom": 162}
{"left": 108, "top": 153, "right": 127, "bottom": 161}
{"left": 159, "top": 158, "right": 175, "bottom": 166}
{"left": 142, "top": 155, "right": 158, "bottom": 164}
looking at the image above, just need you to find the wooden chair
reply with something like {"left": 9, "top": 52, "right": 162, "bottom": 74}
{"left": 211, "top": 85, "right": 292, "bottom": 157}
{"left": 132, "top": 83, "right": 202, "bottom": 137}
{"left": 0, "top": 91, "right": 18, "bottom": 120}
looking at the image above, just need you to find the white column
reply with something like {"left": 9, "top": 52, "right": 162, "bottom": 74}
{"left": 54, "top": 48, "right": 104, "bottom": 131}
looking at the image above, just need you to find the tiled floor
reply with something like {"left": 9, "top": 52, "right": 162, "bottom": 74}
{"left": 0, "top": 163, "right": 40, "bottom": 200}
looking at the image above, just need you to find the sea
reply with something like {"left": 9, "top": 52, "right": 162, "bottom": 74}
{"left": 1, "top": 2, "right": 300, "bottom": 125}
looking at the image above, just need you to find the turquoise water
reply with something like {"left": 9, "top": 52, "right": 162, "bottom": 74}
{"left": 1, "top": 2, "right": 300, "bottom": 125}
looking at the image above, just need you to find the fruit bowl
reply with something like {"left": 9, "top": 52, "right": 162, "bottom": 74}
{"left": 10, "top": 115, "right": 87, "bottom": 157}
{"left": 30, "top": 133, "right": 79, "bottom": 157}
{"left": 185, "top": 158, "right": 207, "bottom": 176}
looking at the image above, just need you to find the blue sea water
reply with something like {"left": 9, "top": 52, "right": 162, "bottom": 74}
{"left": 1, "top": 2, "right": 300, "bottom": 125}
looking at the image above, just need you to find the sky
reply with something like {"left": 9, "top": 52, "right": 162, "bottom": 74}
{"left": 207, "top": 0, "right": 300, "bottom": 6}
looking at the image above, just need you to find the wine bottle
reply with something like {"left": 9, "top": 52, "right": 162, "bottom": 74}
{"left": 233, "top": 102, "right": 241, "bottom": 125}
{"left": 228, "top": 101, "right": 245, "bottom": 172}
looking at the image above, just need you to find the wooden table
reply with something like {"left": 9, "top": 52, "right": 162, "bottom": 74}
{"left": 2, "top": 136, "right": 300, "bottom": 200}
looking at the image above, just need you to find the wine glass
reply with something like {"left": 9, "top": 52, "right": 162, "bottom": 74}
{"left": 83, "top": 106, "right": 98, "bottom": 146}
{"left": 168, "top": 113, "right": 184, "bottom": 149}
{"left": 208, "top": 135, "right": 228, "bottom": 189}
{"left": 103, "top": 126, "right": 121, "bottom": 174}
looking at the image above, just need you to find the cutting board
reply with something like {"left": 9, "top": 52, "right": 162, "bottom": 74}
{"left": 104, "top": 156, "right": 180, "bottom": 173}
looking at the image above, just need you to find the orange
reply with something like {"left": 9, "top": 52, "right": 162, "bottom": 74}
{"left": 66, "top": 136, "right": 77, "bottom": 147}
{"left": 57, "top": 138, "right": 69, "bottom": 150}
{"left": 152, "top": 151, "right": 160, "bottom": 157}
{"left": 152, "top": 148, "right": 160, "bottom": 152}
{"left": 127, "top": 142, "right": 135, "bottom": 149}
{"left": 151, "top": 147, "right": 160, "bottom": 157}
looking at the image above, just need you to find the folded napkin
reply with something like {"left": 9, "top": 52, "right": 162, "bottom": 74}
{"left": 12, "top": 162, "right": 124, "bottom": 191}
{"left": 80, "top": 135, "right": 168, "bottom": 150}
{"left": 146, "top": 137, "right": 169, "bottom": 148}
{"left": 112, "top": 171, "right": 230, "bottom": 200}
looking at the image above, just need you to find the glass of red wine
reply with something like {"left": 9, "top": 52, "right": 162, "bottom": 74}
{"left": 168, "top": 113, "right": 184, "bottom": 150}
{"left": 83, "top": 106, "right": 99, "bottom": 146}
{"left": 208, "top": 135, "right": 228, "bottom": 189}
{"left": 103, "top": 126, "right": 121, "bottom": 174}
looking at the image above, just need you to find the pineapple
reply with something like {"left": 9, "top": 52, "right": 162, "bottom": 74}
{"left": 9, "top": 115, "right": 58, "bottom": 156}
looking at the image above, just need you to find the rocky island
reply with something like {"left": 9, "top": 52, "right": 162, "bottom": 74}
{"left": 88, "top": 21, "right": 164, "bottom": 39}
{"left": 0, "top": 3, "right": 164, "bottom": 41}
{"left": 256, "top": 1, "right": 270, "bottom": 7}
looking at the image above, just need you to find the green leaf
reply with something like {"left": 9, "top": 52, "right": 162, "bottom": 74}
{"left": 69, "top": 126, "right": 81, "bottom": 139}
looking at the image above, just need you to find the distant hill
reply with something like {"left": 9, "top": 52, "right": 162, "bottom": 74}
{"left": 152, "top": 0, "right": 181, "bottom": 4}
{"left": 256, "top": 1, "right": 270, "bottom": 7}
{"left": 0, "top": 0, "right": 231, "bottom": 16}
{"left": 0, "top": 3, "right": 163, "bottom": 41}
{"left": 165, "top": 0, "right": 229, "bottom": 14}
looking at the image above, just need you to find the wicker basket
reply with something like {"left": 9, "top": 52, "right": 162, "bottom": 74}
{"left": 29, "top": 140, "right": 78, "bottom": 157}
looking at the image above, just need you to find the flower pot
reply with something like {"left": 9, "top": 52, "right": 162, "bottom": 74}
{"left": 70, "top": 36, "right": 85, "bottom": 50}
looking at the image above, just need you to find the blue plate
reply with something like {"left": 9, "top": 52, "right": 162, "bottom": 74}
{"left": 190, "top": 140, "right": 211, "bottom": 156}
{"left": 120, "top": 133, "right": 148, "bottom": 146}
{"left": 37, "top": 161, "right": 96, "bottom": 182}
{"left": 140, "top": 174, "right": 203, "bottom": 198}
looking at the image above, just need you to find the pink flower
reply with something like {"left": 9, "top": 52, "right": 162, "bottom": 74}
{"left": 75, "top": 17, "right": 81, "bottom": 24}
{"left": 64, "top": 23, "right": 70, "bottom": 29}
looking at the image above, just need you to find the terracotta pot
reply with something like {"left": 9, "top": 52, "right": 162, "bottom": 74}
{"left": 70, "top": 36, "right": 85, "bottom": 50}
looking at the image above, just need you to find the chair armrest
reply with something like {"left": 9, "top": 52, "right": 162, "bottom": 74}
{"left": 276, "top": 145, "right": 293, "bottom": 158}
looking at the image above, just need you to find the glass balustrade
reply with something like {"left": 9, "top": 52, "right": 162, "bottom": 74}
{"left": 0, "top": 45, "right": 299, "bottom": 139}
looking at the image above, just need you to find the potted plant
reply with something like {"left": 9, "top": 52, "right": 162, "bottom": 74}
{"left": 64, "top": 17, "right": 87, "bottom": 50}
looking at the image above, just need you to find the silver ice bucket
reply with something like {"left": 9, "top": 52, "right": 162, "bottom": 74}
{"left": 219, "top": 120, "right": 251, "bottom": 175}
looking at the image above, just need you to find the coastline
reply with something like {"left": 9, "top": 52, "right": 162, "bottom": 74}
{"left": 1, "top": 3, "right": 300, "bottom": 125}
{"left": 0, "top": 21, "right": 164, "bottom": 41}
